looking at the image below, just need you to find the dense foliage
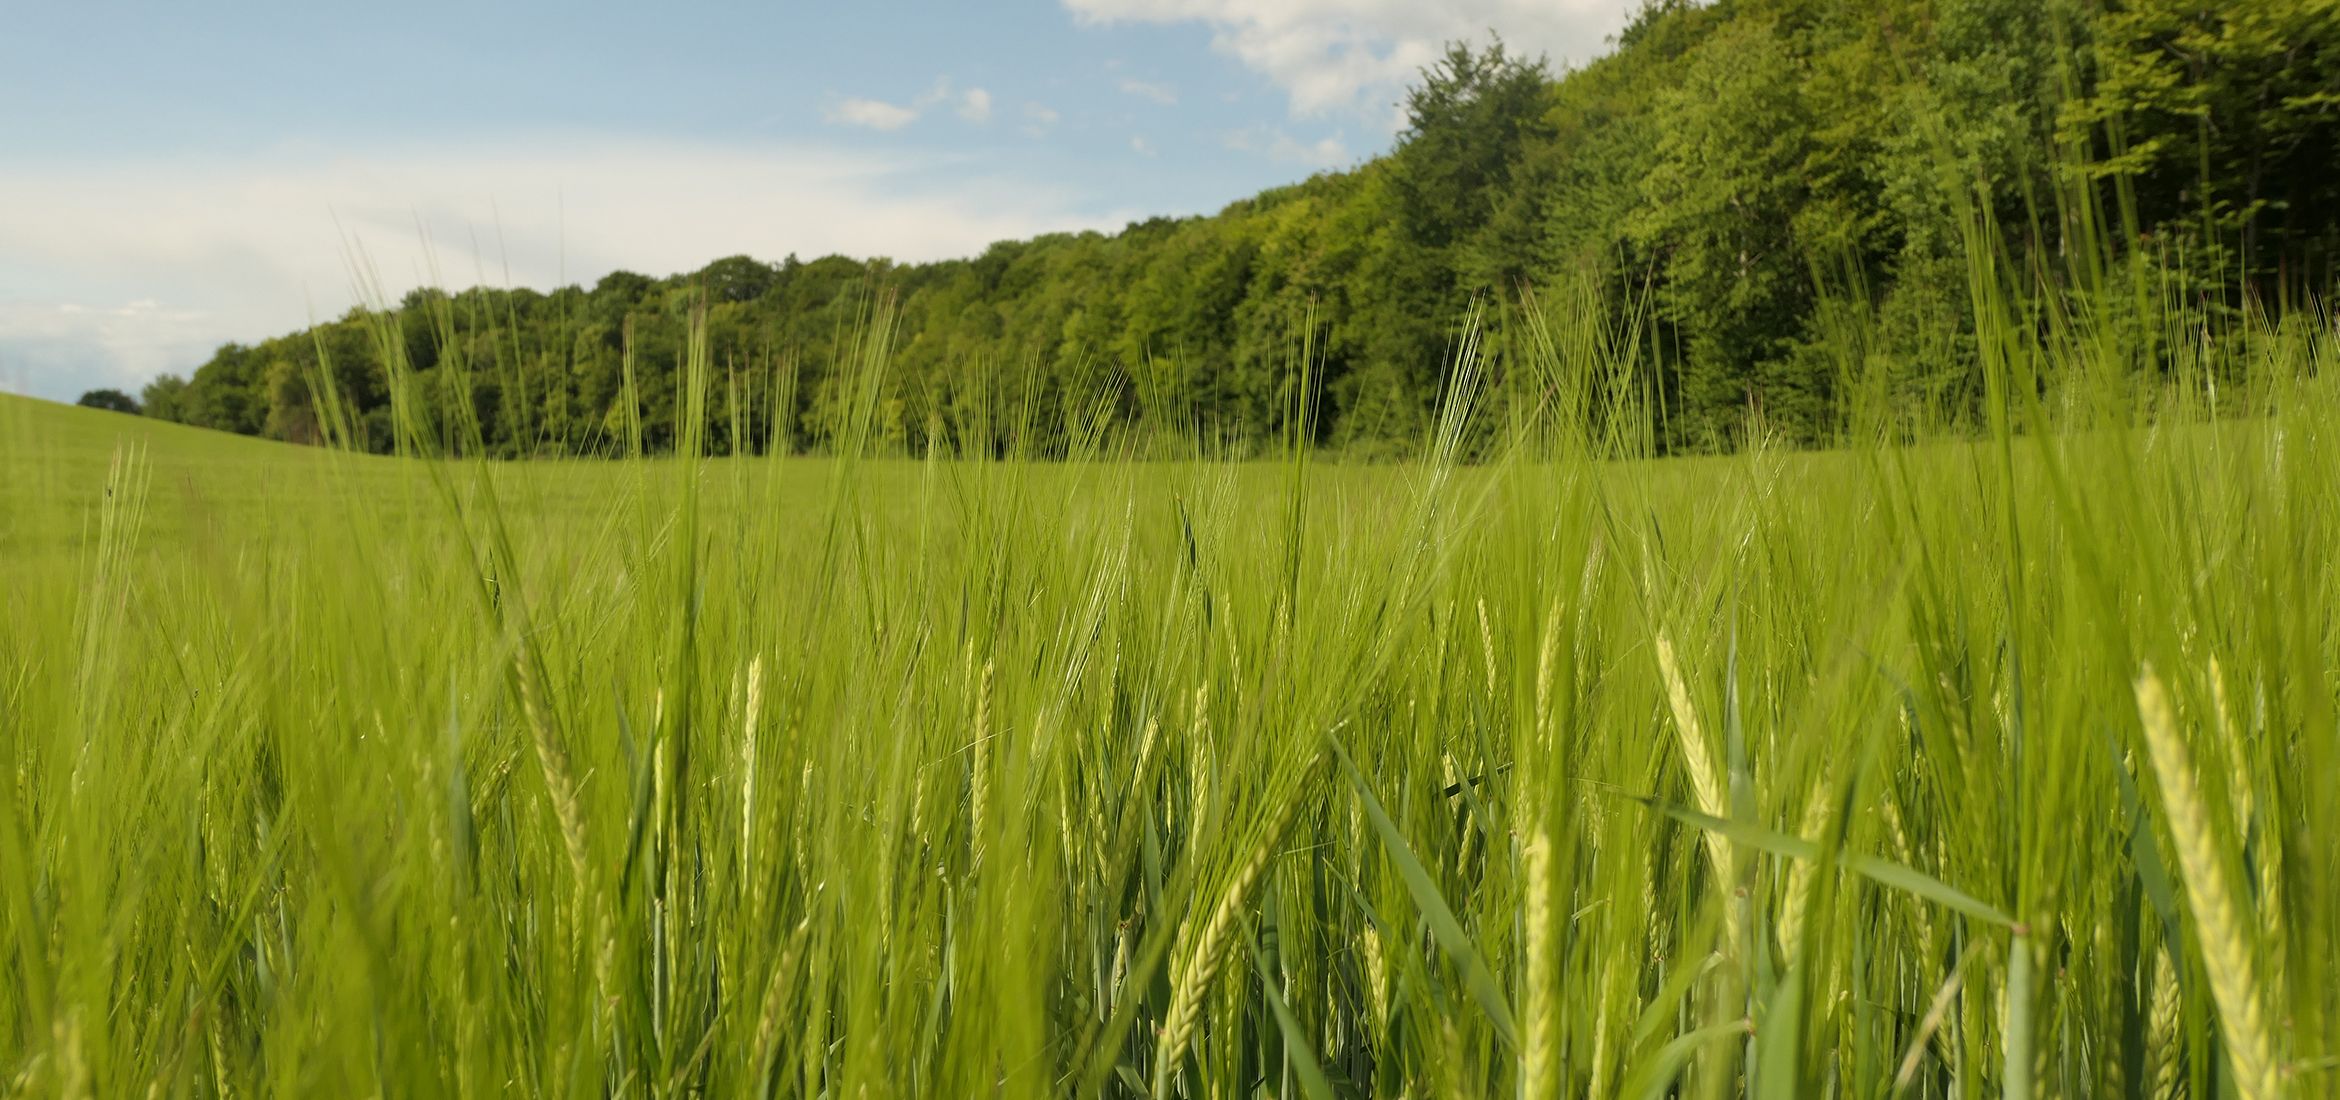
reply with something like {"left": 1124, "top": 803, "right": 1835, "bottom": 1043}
{"left": 73, "top": 389, "right": 140, "bottom": 415}
{"left": 137, "top": 0, "right": 2340, "bottom": 456}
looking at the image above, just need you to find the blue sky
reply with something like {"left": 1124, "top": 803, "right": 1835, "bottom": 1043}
{"left": 0, "top": 0, "right": 1639, "bottom": 401}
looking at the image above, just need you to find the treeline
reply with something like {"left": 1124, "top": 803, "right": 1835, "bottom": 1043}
{"left": 130, "top": 0, "right": 2340, "bottom": 457}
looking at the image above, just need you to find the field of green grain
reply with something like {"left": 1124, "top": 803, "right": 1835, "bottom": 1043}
{"left": 2, "top": 295, "right": 2335, "bottom": 1098}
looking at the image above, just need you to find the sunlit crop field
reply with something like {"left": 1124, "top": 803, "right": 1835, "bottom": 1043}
{"left": 2, "top": 314, "right": 2335, "bottom": 1098}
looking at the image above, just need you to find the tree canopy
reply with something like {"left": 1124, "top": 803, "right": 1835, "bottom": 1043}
{"left": 75, "top": 389, "right": 141, "bottom": 415}
{"left": 135, "top": 0, "right": 2340, "bottom": 457}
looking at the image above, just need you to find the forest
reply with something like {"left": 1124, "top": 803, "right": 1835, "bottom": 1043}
{"left": 123, "top": 0, "right": 2340, "bottom": 457}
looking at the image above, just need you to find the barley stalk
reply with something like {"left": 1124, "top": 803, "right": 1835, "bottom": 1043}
{"left": 1151, "top": 841, "right": 1274, "bottom": 1097}
{"left": 970, "top": 660, "right": 994, "bottom": 866}
{"left": 1776, "top": 773, "right": 1831, "bottom": 967}
{"left": 2207, "top": 658, "right": 2252, "bottom": 838}
{"left": 1101, "top": 715, "right": 1163, "bottom": 887}
{"left": 750, "top": 916, "right": 813, "bottom": 1088}
{"left": 2097, "top": 909, "right": 2128, "bottom": 1100}
{"left": 1478, "top": 596, "right": 1499, "bottom": 702}
{"left": 1151, "top": 783, "right": 1306, "bottom": 1099}
{"left": 2134, "top": 666, "right": 2278, "bottom": 1100}
{"left": 1521, "top": 830, "right": 1559, "bottom": 1100}
{"left": 55, "top": 1009, "right": 89, "bottom": 1100}
{"left": 740, "top": 654, "right": 765, "bottom": 874}
{"left": 2005, "top": 925, "right": 2037, "bottom": 1100}
{"left": 1361, "top": 923, "right": 1390, "bottom": 1036}
{"left": 1586, "top": 954, "right": 1619, "bottom": 1100}
{"left": 515, "top": 649, "right": 591, "bottom": 892}
{"left": 1189, "top": 683, "right": 1215, "bottom": 854}
{"left": 1534, "top": 597, "right": 1561, "bottom": 744}
{"left": 207, "top": 1004, "right": 235, "bottom": 1100}
{"left": 2148, "top": 948, "right": 2182, "bottom": 1100}
{"left": 1654, "top": 635, "right": 1726, "bottom": 862}
{"left": 1655, "top": 633, "right": 1738, "bottom": 957}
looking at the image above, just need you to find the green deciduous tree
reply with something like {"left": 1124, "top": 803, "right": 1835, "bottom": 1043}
{"left": 134, "top": 2, "right": 2340, "bottom": 459}
{"left": 75, "top": 388, "right": 140, "bottom": 415}
{"left": 2065, "top": 0, "right": 2340, "bottom": 294}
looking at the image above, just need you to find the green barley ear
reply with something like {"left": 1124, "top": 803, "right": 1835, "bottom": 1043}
{"left": 970, "top": 660, "right": 994, "bottom": 867}
{"left": 2134, "top": 665, "right": 2278, "bottom": 1100}
{"left": 749, "top": 916, "right": 812, "bottom": 1090}
{"left": 740, "top": 654, "right": 764, "bottom": 876}
{"left": 54, "top": 1008, "right": 89, "bottom": 1100}
{"left": 2147, "top": 948, "right": 2181, "bottom": 1100}
{"left": 1518, "top": 831, "right": 1558, "bottom": 1100}
{"left": 1151, "top": 786, "right": 1306, "bottom": 1100}
{"left": 1654, "top": 635, "right": 1726, "bottom": 855}
{"left": 1655, "top": 633, "right": 1741, "bottom": 958}
{"left": 1532, "top": 594, "right": 1562, "bottom": 749}
{"left": 515, "top": 647, "right": 591, "bottom": 894}
{"left": 1359, "top": 923, "right": 1390, "bottom": 1037}
{"left": 1477, "top": 596, "right": 1498, "bottom": 702}
{"left": 1775, "top": 773, "right": 1831, "bottom": 967}
{"left": 2206, "top": 657, "right": 2252, "bottom": 839}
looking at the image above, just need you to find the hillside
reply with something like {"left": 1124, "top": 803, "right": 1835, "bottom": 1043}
{"left": 4, "top": 390, "right": 296, "bottom": 466}
{"left": 1, "top": 390, "right": 320, "bottom": 515}
{"left": 0, "top": 393, "right": 350, "bottom": 561}
{"left": 124, "top": 0, "right": 2340, "bottom": 458}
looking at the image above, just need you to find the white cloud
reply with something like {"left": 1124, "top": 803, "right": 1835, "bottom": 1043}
{"left": 958, "top": 87, "right": 994, "bottom": 123}
{"left": 1063, "top": 0, "right": 1639, "bottom": 118}
{"left": 1130, "top": 136, "right": 1157, "bottom": 156}
{"left": 1118, "top": 78, "right": 1179, "bottom": 106}
{"left": 1223, "top": 125, "right": 1349, "bottom": 168}
{"left": 827, "top": 96, "right": 920, "bottom": 131}
{"left": 0, "top": 299, "right": 218, "bottom": 399}
{"left": 0, "top": 136, "right": 1126, "bottom": 400}
{"left": 1021, "top": 102, "right": 1062, "bottom": 138}
{"left": 825, "top": 79, "right": 994, "bottom": 131}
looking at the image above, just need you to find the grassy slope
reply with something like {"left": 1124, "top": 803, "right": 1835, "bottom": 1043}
{"left": 1, "top": 373, "right": 2334, "bottom": 1097}
{"left": 2, "top": 394, "right": 351, "bottom": 560}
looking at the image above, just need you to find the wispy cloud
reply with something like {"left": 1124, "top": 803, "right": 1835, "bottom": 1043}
{"left": 827, "top": 96, "right": 920, "bottom": 131}
{"left": 958, "top": 87, "right": 994, "bottom": 123}
{"left": 1223, "top": 125, "right": 1349, "bottom": 167}
{"left": 1117, "top": 78, "right": 1179, "bottom": 105}
{"left": 1130, "top": 135, "right": 1157, "bottom": 156}
{"left": 1064, "top": 0, "right": 1636, "bottom": 119}
{"left": 1021, "top": 102, "right": 1061, "bottom": 138}
{"left": 0, "top": 299, "right": 217, "bottom": 399}
{"left": 825, "top": 78, "right": 995, "bottom": 132}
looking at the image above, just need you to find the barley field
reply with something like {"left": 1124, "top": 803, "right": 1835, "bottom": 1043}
{"left": 2, "top": 298, "right": 2336, "bottom": 1098}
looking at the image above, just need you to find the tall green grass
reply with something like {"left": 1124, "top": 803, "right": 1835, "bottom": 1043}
{"left": 2, "top": 222, "right": 2336, "bottom": 1099}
